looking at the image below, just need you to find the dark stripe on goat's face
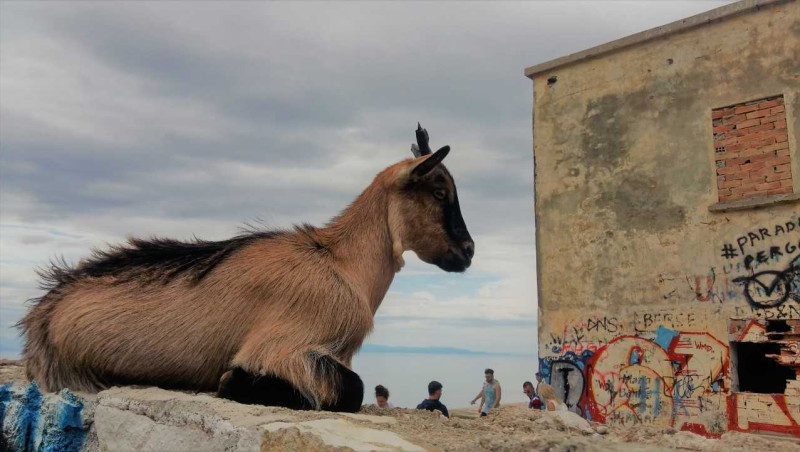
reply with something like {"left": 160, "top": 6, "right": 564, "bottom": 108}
{"left": 439, "top": 168, "right": 472, "bottom": 247}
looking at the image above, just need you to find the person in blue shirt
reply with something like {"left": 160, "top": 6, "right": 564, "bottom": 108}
{"left": 470, "top": 368, "right": 501, "bottom": 417}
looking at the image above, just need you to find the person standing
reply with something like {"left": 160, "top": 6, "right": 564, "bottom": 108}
{"left": 416, "top": 381, "right": 449, "bottom": 418}
{"left": 470, "top": 368, "right": 501, "bottom": 417}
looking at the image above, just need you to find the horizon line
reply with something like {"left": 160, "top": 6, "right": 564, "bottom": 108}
{"left": 359, "top": 343, "right": 536, "bottom": 357}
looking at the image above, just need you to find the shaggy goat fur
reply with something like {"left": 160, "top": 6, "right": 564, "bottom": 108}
{"left": 19, "top": 134, "right": 473, "bottom": 410}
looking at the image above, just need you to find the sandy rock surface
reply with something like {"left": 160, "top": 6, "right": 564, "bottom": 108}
{"left": 3, "top": 360, "right": 800, "bottom": 451}
{"left": 0, "top": 359, "right": 26, "bottom": 384}
{"left": 358, "top": 403, "right": 800, "bottom": 452}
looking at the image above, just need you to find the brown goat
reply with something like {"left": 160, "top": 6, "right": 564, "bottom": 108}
{"left": 19, "top": 124, "right": 474, "bottom": 412}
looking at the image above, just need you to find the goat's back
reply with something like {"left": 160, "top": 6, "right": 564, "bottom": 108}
{"left": 22, "top": 232, "right": 367, "bottom": 392}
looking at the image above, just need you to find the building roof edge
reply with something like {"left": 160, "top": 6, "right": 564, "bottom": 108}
{"left": 524, "top": 0, "right": 790, "bottom": 79}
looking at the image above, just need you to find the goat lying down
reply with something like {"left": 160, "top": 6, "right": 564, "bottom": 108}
{"left": 19, "top": 125, "right": 474, "bottom": 412}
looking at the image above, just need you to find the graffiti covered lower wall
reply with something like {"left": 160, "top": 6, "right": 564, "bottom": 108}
{"left": 528, "top": 0, "right": 800, "bottom": 439}
{"left": 540, "top": 316, "right": 733, "bottom": 435}
{"left": 540, "top": 308, "right": 800, "bottom": 436}
{"left": 537, "top": 213, "right": 800, "bottom": 436}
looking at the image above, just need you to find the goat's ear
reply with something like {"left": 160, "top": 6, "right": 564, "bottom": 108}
{"left": 410, "top": 145, "right": 450, "bottom": 178}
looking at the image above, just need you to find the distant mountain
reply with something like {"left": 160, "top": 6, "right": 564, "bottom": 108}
{"left": 360, "top": 344, "right": 492, "bottom": 355}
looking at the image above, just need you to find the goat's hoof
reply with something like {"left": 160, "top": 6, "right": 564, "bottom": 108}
{"left": 217, "top": 369, "right": 234, "bottom": 396}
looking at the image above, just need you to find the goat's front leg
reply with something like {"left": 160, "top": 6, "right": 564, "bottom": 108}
{"left": 318, "top": 358, "right": 364, "bottom": 412}
{"left": 217, "top": 367, "right": 314, "bottom": 410}
{"left": 217, "top": 351, "right": 364, "bottom": 413}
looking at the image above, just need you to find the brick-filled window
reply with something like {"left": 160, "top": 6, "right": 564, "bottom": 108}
{"left": 713, "top": 95, "right": 791, "bottom": 203}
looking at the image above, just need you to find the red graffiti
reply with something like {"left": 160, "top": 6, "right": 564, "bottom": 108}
{"left": 694, "top": 275, "right": 714, "bottom": 302}
{"left": 728, "top": 393, "right": 800, "bottom": 436}
{"left": 581, "top": 333, "right": 730, "bottom": 436}
{"left": 551, "top": 327, "right": 799, "bottom": 438}
{"left": 694, "top": 342, "right": 713, "bottom": 353}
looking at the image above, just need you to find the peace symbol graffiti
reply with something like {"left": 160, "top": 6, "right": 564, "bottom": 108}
{"left": 732, "top": 256, "right": 799, "bottom": 308}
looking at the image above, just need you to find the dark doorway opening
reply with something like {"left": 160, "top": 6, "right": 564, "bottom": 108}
{"left": 766, "top": 320, "right": 791, "bottom": 333}
{"left": 732, "top": 342, "right": 794, "bottom": 393}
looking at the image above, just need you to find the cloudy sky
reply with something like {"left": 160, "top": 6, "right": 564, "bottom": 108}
{"left": 0, "top": 1, "right": 729, "bottom": 358}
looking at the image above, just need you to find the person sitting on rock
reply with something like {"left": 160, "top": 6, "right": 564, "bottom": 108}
{"left": 535, "top": 372, "right": 561, "bottom": 411}
{"left": 374, "top": 384, "right": 395, "bottom": 408}
{"left": 416, "top": 381, "right": 449, "bottom": 418}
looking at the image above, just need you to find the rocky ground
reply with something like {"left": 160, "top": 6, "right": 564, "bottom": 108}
{"left": 358, "top": 404, "right": 800, "bottom": 452}
{"left": 0, "top": 359, "right": 26, "bottom": 384}
{"left": 2, "top": 360, "right": 799, "bottom": 451}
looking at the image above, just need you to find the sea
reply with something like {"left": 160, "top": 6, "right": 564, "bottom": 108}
{"left": 0, "top": 340, "right": 538, "bottom": 410}
{"left": 352, "top": 352, "right": 537, "bottom": 410}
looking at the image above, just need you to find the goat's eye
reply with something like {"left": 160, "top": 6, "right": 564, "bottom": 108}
{"left": 433, "top": 189, "right": 447, "bottom": 200}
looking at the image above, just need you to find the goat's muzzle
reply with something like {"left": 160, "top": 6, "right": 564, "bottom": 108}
{"left": 435, "top": 240, "right": 474, "bottom": 273}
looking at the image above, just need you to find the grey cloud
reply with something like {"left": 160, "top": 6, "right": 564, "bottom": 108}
{"left": 0, "top": 1, "right": 731, "bottom": 354}
{"left": 18, "top": 235, "right": 53, "bottom": 245}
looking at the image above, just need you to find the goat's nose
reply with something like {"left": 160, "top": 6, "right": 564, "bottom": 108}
{"left": 461, "top": 241, "right": 475, "bottom": 260}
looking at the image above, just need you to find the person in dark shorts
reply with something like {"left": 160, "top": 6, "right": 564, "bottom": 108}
{"left": 416, "top": 381, "right": 449, "bottom": 418}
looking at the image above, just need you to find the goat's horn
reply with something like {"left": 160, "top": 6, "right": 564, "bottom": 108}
{"left": 413, "top": 123, "right": 432, "bottom": 156}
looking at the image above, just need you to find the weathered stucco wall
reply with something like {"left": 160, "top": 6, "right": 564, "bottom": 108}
{"left": 530, "top": 0, "right": 800, "bottom": 437}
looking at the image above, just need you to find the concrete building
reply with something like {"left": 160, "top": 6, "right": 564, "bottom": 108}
{"left": 526, "top": 0, "right": 800, "bottom": 437}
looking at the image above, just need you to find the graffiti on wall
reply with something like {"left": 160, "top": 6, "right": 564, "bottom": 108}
{"left": 727, "top": 320, "right": 800, "bottom": 436}
{"left": 584, "top": 328, "right": 729, "bottom": 434}
{"left": 683, "top": 217, "right": 800, "bottom": 311}
{"left": 715, "top": 217, "right": 800, "bottom": 310}
{"left": 687, "top": 267, "right": 740, "bottom": 303}
{"left": 733, "top": 302, "right": 800, "bottom": 320}
{"left": 539, "top": 350, "right": 594, "bottom": 415}
{"left": 729, "top": 392, "right": 800, "bottom": 436}
{"left": 541, "top": 318, "right": 800, "bottom": 437}
{"left": 543, "top": 315, "right": 622, "bottom": 355}
{"left": 719, "top": 218, "right": 800, "bottom": 264}
{"left": 732, "top": 255, "right": 800, "bottom": 309}
{"left": 540, "top": 217, "right": 800, "bottom": 437}
{"left": 550, "top": 360, "right": 586, "bottom": 414}
{"left": 632, "top": 310, "right": 699, "bottom": 333}
{"left": 541, "top": 327, "right": 729, "bottom": 435}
